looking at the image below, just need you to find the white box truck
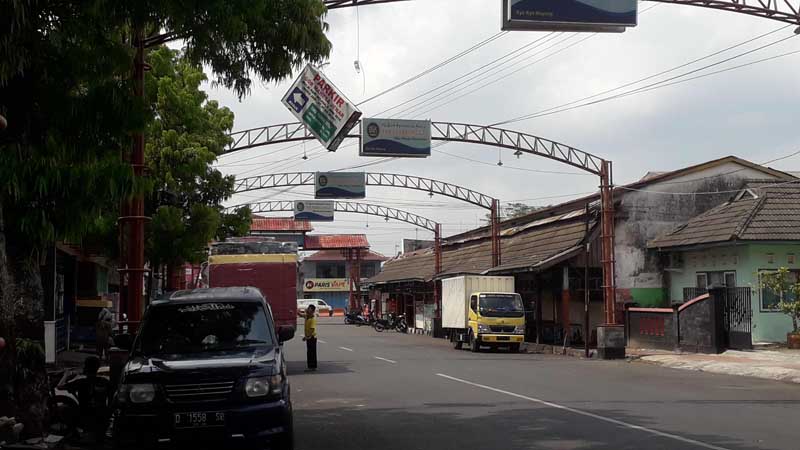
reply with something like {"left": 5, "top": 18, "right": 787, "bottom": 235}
{"left": 442, "top": 275, "right": 525, "bottom": 352}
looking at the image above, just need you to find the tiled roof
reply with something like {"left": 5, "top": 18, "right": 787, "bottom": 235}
{"left": 369, "top": 212, "right": 594, "bottom": 284}
{"left": 250, "top": 216, "right": 313, "bottom": 232}
{"left": 649, "top": 182, "right": 800, "bottom": 248}
{"left": 303, "top": 249, "right": 388, "bottom": 262}
{"left": 304, "top": 234, "right": 370, "bottom": 250}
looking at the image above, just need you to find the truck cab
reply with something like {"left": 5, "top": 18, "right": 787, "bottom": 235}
{"left": 467, "top": 292, "right": 525, "bottom": 352}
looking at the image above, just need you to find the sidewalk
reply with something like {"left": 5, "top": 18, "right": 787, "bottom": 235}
{"left": 628, "top": 347, "right": 800, "bottom": 384}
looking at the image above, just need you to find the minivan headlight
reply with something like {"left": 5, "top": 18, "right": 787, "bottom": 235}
{"left": 122, "top": 384, "right": 156, "bottom": 404}
{"left": 245, "top": 375, "right": 281, "bottom": 397}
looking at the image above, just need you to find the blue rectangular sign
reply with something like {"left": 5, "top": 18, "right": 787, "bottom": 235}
{"left": 294, "top": 200, "right": 335, "bottom": 222}
{"left": 314, "top": 172, "right": 366, "bottom": 199}
{"left": 504, "top": 0, "right": 637, "bottom": 30}
{"left": 360, "top": 118, "right": 431, "bottom": 158}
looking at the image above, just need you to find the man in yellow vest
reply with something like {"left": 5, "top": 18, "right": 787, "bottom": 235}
{"left": 303, "top": 304, "right": 318, "bottom": 371}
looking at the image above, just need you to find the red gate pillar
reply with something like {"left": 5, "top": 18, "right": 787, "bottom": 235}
{"left": 599, "top": 160, "right": 617, "bottom": 324}
{"left": 491, "top": 199, "right": 501, "bottom": 267}
{"left": 346, "top": 248, "right": 362, "bottom": 312}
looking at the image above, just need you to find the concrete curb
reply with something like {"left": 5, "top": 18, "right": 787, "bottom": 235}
{"left": 523, "top": 343, "right": 598, "bottom": 359}
{"left": 632, "top": 353, "right": 800, "bottom": 385}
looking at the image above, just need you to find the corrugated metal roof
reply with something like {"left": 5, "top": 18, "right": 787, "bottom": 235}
{"left": 649, "top": 182, "right": 800, "bottom": 248}
{"left": 303, "top": 249, "right": 388, "bottom": 262}
{"left": 368, "top": 217, "right": 594, "bottom": 284}
{"left": 250, "top": 216, "right": 313, "bottom": 232}
{"left": 304, "top": 234, "right": 370, "bottom": 250}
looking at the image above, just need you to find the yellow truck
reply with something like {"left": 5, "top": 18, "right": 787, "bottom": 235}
{"left": 442, "top": 275, "right": 525, "bottom": 353}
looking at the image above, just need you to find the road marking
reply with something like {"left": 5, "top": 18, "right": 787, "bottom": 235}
{"left": 318, "top": 339, "right": 327, "bottom": 344}
{"left": 338, "top": 346, "right": 354, "bottom": 352}
{"left": 374, "top": 356, "right": 397, "bottom": 364}
{"left": 435, "top": 373, "right": 731, "bottom": 450}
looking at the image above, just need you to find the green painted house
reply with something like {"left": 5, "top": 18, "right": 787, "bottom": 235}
{"left": 649, "top": 181, "right": 800, "bottom": 343}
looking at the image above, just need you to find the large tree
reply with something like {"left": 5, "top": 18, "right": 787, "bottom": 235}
{"left": 145, "top": 47, "right": 252, "bottom": 292}
{"left": 0, "top": 0, "right": 330, "bottom": 434}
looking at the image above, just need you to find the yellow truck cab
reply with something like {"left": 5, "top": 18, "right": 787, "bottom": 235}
{"left": 442, "top": 276, "right": 525, "bottom": 353}
{"left": 467, "top": 292, "right": 525, "bottom": 351}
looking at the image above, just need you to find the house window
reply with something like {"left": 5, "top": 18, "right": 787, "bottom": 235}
{"left": 789, "top": 254, "right": 796, "bottom": 265}
{"left": 767, "top": 253, "right": 775, "bottom": 264}
{"left": 724, "top": 271, "right": 736, "bottom": 287}
{"left": 696, "top": 273, "right": 708, "bottom": 289}
{"left": 759, "top": 269, "right": 799, "bottom": 310}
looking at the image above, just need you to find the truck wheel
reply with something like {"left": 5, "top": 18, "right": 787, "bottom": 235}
{"left": 510, "top": 343, "right": 521, "bottom": 353}
{"left": 470, "top": 331, "right": 480, "bottom": 353}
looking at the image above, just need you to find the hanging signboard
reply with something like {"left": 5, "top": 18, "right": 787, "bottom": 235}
{"left": 360, "top": 118, "right": 432, "bottom": 158}
{"left": 294, "top": 200, "right": 335, "bottom": 222}
{"left": 314, "top": 172, "right": 366, "bottom": 199}
{"left": 502, "top": 0, "right": 637, "bottom": 33}
{"left": 303, "top": 278, "right": 350, "bottom": 292}
{"left": 282, "top": 64, "right": 362, "bottom": 151}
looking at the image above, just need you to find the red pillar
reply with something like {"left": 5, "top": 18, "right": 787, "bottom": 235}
{"left": 599, "top": 161, "right": 617, "bottom": 324}
{"left": 561, "top": 266, "right": 571, "bottom": 345}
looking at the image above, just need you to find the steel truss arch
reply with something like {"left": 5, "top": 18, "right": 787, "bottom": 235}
{"left": 322, "top": 0, "right": 800, "bottom": 25}
{"left": 232, "top": 200, "right": 439, "bottom": 232}
{"left": 233, "top": 171, "right": 497, "bottom": 210}
{"left": 225, "top": 121, "right": 604, "bottom": 175}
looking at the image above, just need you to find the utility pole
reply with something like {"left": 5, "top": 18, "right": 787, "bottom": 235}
{"left": 119, "top": 27, "right": 149, "bottom": 330}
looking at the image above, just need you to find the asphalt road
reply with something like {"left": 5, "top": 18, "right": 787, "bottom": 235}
{"left": 284, "top": 317, "right": 800, "bottom": 450}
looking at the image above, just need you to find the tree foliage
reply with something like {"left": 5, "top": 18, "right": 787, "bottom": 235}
{"left": 1, "top": 0, "right": 331, "bottom": 434}
{"left": 145, "top": 47, "right": 251, "bottom": 268}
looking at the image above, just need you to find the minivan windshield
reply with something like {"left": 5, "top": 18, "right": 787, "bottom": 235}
{"left": 136, "top": 302, "right": 274, "bottom": 355}
{"left": 479, "top": 294, "right": 524, "bottom": 317}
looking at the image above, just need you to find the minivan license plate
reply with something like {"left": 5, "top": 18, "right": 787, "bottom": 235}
{"left": 174, "top": 412, "right": 225, "bottom": 429}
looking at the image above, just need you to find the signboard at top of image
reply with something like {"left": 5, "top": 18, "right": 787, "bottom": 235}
{"left": 502, "top": 0, "right": 637, "bottom": 33}
{"left": 361, "top": 118, "right": 432, "bottom": 158}
{"left": 281, "top": 64, "right": 362, "bottom": 151}
{"left": 294, "top": 200, "right": 334, "bottom": 222}
{"left": 314, "top": 172, "right": 366, "bottom": 199}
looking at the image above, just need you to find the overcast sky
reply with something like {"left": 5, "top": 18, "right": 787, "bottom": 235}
{"left": 206, "top": 0, "right": 800, "bottom": 257}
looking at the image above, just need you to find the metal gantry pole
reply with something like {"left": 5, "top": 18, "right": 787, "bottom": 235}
{"left": 599, "top": 161, "right": 617, "bottom": 325}
{"left": 491, "top": 199, "right": 501, "bottom": 267}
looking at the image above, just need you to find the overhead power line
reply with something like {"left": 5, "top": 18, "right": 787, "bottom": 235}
{"left": 493, "top": 28, "right": 799, "bottom": 126}
{"left": 355, "top": 31, "right": 508, "bottom": 106}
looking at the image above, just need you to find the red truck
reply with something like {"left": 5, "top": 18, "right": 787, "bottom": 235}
{"left": 207, "top": 239, "right": 301, "bottom": 341}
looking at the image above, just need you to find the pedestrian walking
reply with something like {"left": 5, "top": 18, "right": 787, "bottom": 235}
{"left": 95, "top": 307, "right": 113, "bottom": 360}
{"left": 303, "top": 304, "right": 318, "bottom": 371}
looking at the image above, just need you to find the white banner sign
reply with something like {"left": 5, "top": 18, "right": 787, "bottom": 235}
{"left": 361, "top": 118, "right": 431, "bottom": 158}
{"left": 314, "top": 172, "right": 366, "bottom": 199}
{"left": 282, "top": 64, "right": 361, "bottom": 151}
{"left": 294, "top": 200, "right": 334, "bottom": 222}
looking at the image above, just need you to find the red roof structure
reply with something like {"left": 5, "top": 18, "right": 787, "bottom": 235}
{"left": 304, "top": 249, "right": 388, "bottom": 262}
{"left": 304, "top": 234, "right": 370, "bottom": 250}
{"left": 250, "top": 216, "right": 313, "bottom": 233}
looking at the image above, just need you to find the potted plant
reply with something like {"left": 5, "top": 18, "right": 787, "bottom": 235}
{"left": 759, "top": 267, "right": 800, "bottom": 349}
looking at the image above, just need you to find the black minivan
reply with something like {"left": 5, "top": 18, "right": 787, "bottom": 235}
{"left": 109, "top": 287, "right": 294, "bottom": 449}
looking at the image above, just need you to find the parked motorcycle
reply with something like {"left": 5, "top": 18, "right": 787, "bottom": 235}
{"left": 374, "top": 314, "right": 408, "bottom": 333}
{"left": 344, "top": 310, "right": 369, "bottom": 326}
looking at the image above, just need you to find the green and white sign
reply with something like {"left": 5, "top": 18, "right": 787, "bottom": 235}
{"left": 282, "top": 64, "right": 361, "bottom": 151}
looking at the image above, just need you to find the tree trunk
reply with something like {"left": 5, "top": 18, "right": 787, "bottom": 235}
{"left": 9, "top": 247, "right": 47, "bottom": 436}
{"left": 0, "top": 201, "right": 18, "bottom": 421}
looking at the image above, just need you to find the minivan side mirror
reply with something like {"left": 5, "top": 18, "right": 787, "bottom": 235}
{"left": 278, "top": 327, "right": 295, "bottom": 343}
